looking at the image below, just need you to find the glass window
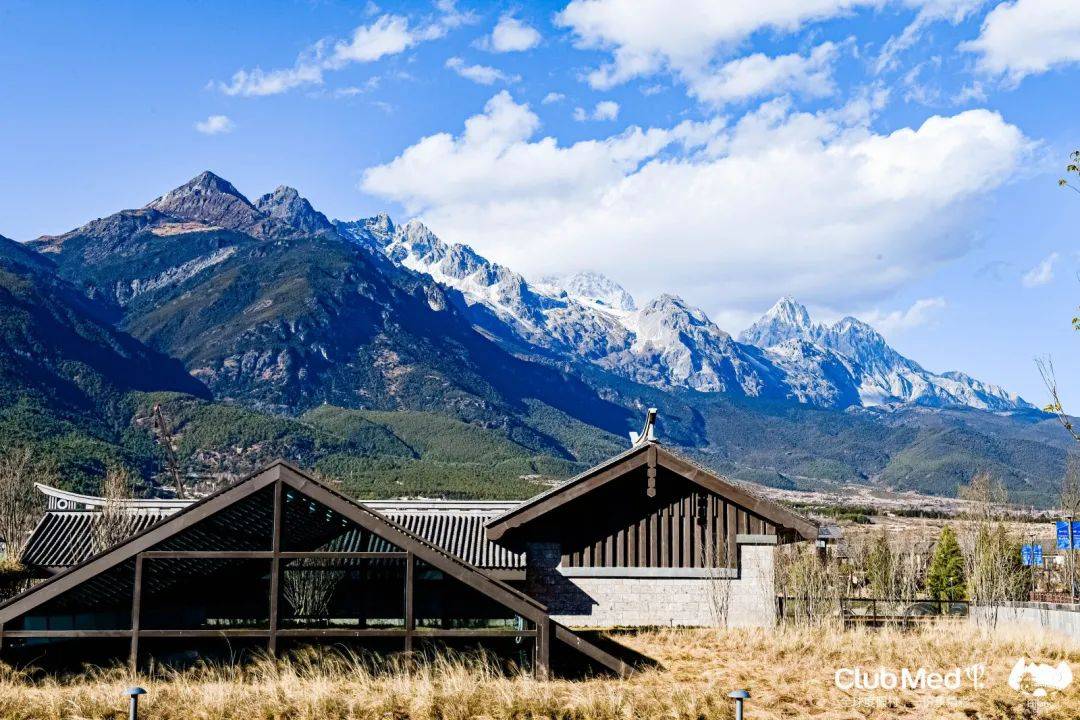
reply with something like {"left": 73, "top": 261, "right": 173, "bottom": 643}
{"left": 5, "top": 559, "right": 135, "bottom": 631}
{"left": 279, "top": 557, "right": 406, "bottom": 629}
{"left": 413, "top": 560, "right": 532, "bottom": 630}
{"left": 140, "top": 558, "right": 271, "bottom": 630}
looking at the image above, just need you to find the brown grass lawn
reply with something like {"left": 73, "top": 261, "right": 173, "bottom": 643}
{"left": 1, "top": 623, "right": 1078, "bottom": 719}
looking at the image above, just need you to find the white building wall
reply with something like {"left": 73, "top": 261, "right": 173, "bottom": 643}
{"left": 524, "top": 542, "right": 777, "bottom": 628}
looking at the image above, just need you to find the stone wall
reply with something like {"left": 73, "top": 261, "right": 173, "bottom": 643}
{"left": 524, "top": 542, "right": 777, "bottom": 627}
{"left": 970, "top": 602, "right": 1080, "bottom": 643}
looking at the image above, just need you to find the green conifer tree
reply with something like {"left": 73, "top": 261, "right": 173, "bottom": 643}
{"left": 927, "top": 525, "right": 966, "bottom": 601}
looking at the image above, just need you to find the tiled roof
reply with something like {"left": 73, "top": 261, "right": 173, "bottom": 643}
{"left": 21, "top": 511, "right": 170, "bottom": 568}
{"left": 22, "top": 500, "right": 525, "bottom": 571}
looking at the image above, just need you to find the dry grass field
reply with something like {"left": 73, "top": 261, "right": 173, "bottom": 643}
{"left": 0, "top": 623, "right": 1077, "bottom": 720}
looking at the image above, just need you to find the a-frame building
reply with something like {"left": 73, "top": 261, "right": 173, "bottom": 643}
{"left": 0, "top": 461, "right": 632, "bottom": 678}
{"left": 486, "top": 441, "right": 820, "bottom": 627}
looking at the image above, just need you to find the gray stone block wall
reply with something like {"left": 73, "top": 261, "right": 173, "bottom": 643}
{"left": 524, "top": 542, "right": 777, "bottom": 628}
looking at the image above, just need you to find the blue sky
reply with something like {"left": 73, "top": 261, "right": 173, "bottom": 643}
{"left": 1, "top": 0, "right": 1078, "bottom": 404}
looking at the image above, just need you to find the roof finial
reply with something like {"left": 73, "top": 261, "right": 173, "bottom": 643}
{"left": 629, "top": 408, "right": 658, "bottom": 447}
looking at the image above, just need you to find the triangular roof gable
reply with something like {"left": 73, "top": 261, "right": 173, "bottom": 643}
{"left": 0, "top": 460, "right": 544, "bottom": 626}
{"left": 486, "top": 443, "right": 818, "bottom": 542}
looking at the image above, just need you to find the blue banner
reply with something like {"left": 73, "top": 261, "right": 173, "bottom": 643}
{"left": 1034, "top": 544, "right": 1043, "bottom": 566}
{"left": 1056, "top": 521, "right": 1080, "bottom": 550}
{"left": 1022, "top": 545, "right": 1033, "bottom": 566}
{"left": 1058, "top": 521, "right": 1072, "bottom": 550}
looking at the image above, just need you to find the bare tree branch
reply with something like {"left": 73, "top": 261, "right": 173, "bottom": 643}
{"left": 1036, "top": 356, "right": 1080, "bottom": 443}
{"left": 0, "top": 448, "right": 49, "bottom": 563}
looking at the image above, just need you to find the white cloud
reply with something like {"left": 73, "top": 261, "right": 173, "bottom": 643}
{"left": 688, "top": 42, "right": 840, "bottom": 105}
{"left": 963, "top": 0, "right": 1080, "bottom": 84}
{"left": 218, "top": 7, "right": 471, "bottom": 97}
{"left": 445, "top": 57, "right": 519, "bottom": 85}
{"left": 953, "top": 81, "right": 987, "bottom": 104}
{"left": 555, "top": 0, "right": 874, "bottom": 91}
{"left": 194, "top": 115, "right": 235, "bottom": 135}
{"left": 860, "top": 296, "right": 947, "bottom": 335}
{"left": 573, "top": 100, "right": 620, "bottom": 121}
{"left": 541, "top": 92, "right": 565, "bottom": 104}
{"left": 481, "top": 15, "right": 541, "bottom": 52}
{"left": 593, "top": 100, "right": 620, "bottom": 120}
{"left": 324, "top": 15, "right": 417, "bottom": 68}
{"left": 218, "top": 63, "right": 325, "bottom": 97}
{"left": 361, "top": 93, "right": 1030, "bottom": 310}
{"left": 876, "top": 0, "right": 986, "bottom": 74}
{"left": 1021, "top": 252, "right": 1059, "bottom": 287}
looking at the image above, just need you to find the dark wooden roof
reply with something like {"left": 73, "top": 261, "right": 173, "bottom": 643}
{"left": 22, "top": 501, "right": 524, "bottom": 572}
{"left": 485, "top": 442, "right": 819, "bottom": 543}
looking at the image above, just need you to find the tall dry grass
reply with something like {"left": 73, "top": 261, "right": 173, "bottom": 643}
{"left": 1, "top": 623, "right": 1078, "bottom": 720}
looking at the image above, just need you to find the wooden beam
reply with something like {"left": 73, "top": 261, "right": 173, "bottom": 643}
{"left": 275, "top": 628, "right": 536, "bottom": 638}
{"left": 415, "top": 628, "right": 537, "bottom": 638}
{"left": 268, "top": 479, "right": 283, "bottom": 656}
{"left": 3, "top": 630, "right": 133, "bottom": 638}
{"left": 726, "top": 502, "right": 737, "bottom": 568}
{"left": 128, "top": 554, "right": 143, "bottom": 675}
{"left": 535, "top": 617, "right": 550, "bottom": 680}
{"left": 404, "top": 552, "right": 414, "bottom": 653}
{"left": 138, "top": 629, "right": 270, "bottom": 638}
{"left": 0, "top": 627, "right": 538, "bottom": 640}
{"left": 279, "top": 551, "right": 406, "bottom": 559}
{"left": 137, "top": 550, "right": 408, "bottom": 560}
{"left": 140, "top": 550, "right": 273, "bottom": 560}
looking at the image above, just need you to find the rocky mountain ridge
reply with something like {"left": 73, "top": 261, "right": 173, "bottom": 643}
{"left": 339, "top": 214, "right": 1030, "bottom": 412}
{"left": 2, "top": 170, "right": 1064, "bottom": 506}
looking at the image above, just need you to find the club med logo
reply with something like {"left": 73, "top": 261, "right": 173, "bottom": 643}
{"left": 835, "top": 664, "right": 987, "bottom": 691}
{"left": 1007, "top": 658, "right": 1073, "bottom": 697}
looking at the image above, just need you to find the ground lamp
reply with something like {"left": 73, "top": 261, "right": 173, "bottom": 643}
{"left": 124, "top": 687, "right": 146, "bottom": 720}
{"left": 728, "top": 689, "right": 750, "bottom": 720}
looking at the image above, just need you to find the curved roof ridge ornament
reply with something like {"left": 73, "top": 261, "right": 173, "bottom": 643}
{"left": 629, "top": 407, "right": 658, "bottom": 447}
{"left": 33, "top": 483, "right": 192, "bottom": 512}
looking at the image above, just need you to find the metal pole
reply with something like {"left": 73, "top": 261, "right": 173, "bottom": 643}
{"left": 1030, "top": 533, "right": 1037, "bottom": 600}
{"left": 1068, "top": 515, "right": 1075, "bottom": 603}
{"left": 728, "top": 690, "right": 749, "bottom": 720}
{"left": 125, "top": 687, "right": 145, "bottom": 720}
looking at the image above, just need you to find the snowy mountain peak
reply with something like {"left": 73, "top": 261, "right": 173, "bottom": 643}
{"left": 544, "top": 271, "right": 636, "bottom": 312}
{"left": 766, "top": 296, "right": 813, "bottom": 328}
{"left": 740, "top": 296, "right": 820, "bottom": 348}
{"left": 636, "top": 294, "right": 729, "bottom": 344}
{"left": 401, "top": 219, "right": 438, "bottom": 245}
{"left": 334, "top": 217, "right": 1030, "bottom": 413}
{"left": 369, "top": 212, "right": 394, "bottom": 236}
{"left": 335, "top": 213, "right": 396, "bottom": 247}
{"left": 740, "top": 297, "right": 1031, "bottom": 411}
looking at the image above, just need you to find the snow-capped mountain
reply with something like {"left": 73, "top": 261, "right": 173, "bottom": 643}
{"left": 337, "top": 216, "right": 785, "bottom": 397}
{"left": 540, "top": 271, "right": 636, "bottom": 313}
{"left": 337, "top": 215, "right": 1030, "bottom": 412}
{"left": 740, "top": 297, "right": 1031, "bottom": 410}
